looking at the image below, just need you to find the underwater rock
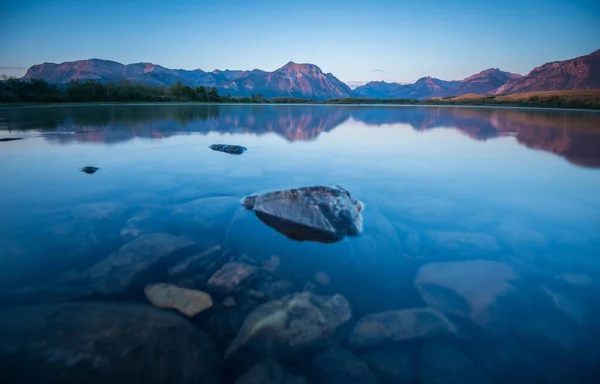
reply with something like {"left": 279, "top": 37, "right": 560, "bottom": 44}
{"left": 315, "top": 271, "right": 330, "bottom": 285}
{"left": 311, "top": 344, "right": 377, "bottom": 384}
{"left": 241, "top": 185, "right": 363, "bottom": 243}
{"left": 347, "top": 307, "right": 459, "bottom": 348}
{"left": 360, "top": 344, "right": 417, "bottom": 384}
{"left": 168, "top": 196, "right": 241, "bottom": 238}
{"left": 144, "top": 283, "right": 213, "bottom": 317}
{"left": 119, "top": 206, "right": 171, "bottom": 240}
{"left": 0, "top": 302, "right": 221, "bottom": 384}
{"left": 84, "top": 233, "right": 195, "bottom": 294}
{"left": 209, "top": 144, "right": 247, "bottom": 155}
{"left": 225, "top": 292, "right": 352, "bottom": 361}
{"left": 420, "top": 342, "right": 493, "bottom": 384}
{"left": 0, "top": 137, "right": 23, "bottom": 142}
{"left": 80, "top": 166, "right": 99, "bottom": 174}
{"left": 168, "top": 245, "right": 222, "bottom": 277}
{"left": 423, "top": 231, "right": 502, "bottom": 259}
{"left": 207, "top": 262, "right": 258, "bottom": 294}
{"left": 236, "top": 360, "right": 308, "bottom": 384}
{"left": 258, "top": 278, "right": 296, "bottom": 300}
{"left": 415, "top": 259, "right": 521, "bottom": 335}
{"left": 541, "top": 285, "right": 586, "bottom": 325}
{"left": 224, "top": 296, "right": 237, "bottom": 307}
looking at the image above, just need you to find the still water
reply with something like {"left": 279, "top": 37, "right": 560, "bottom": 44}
{"left": 0, "top": 104, "right": 599, "bottom": 383}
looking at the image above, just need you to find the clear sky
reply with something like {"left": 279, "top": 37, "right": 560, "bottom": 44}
{"left": 0, "top": 0, "right": 599, "bottom": 85}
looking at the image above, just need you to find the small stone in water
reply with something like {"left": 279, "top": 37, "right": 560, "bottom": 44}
{"left": 223, "top": 297, "right": 237, "bottom": 308}
{"left": 209, "top": 144, "right": 247, "bottom": 155}
{"left": 80, "top": 166, "right": 99, "bottom": 174}
{"left": 315, "top": 271, "right": 331, "bottom": 285}
{"left": 262, "top": 255, "right": 280, "bottom": 273}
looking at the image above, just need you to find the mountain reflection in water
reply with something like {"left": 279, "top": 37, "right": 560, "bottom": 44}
{"left": 2, "top": 104, "right": 600, "bottom": 167}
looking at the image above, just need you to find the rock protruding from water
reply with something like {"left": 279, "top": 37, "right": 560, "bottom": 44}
{"left": 420, "top": 342, "right": 493, "bottom": 384}
{"left": 144, "top": 283, "right": 213, "bottom": 317}
{"left": 81, "top": 166, "right": 99, "bottom": 174}
{"left": 0, "top": 137, "right": 23, "bottom": 142}
{"left": 348, "top": 307, "right": 459, "bottom": 348}
{"left": 225, "top": 292, "right": 352, "bottom": 361}
{"left": 415, "top": 260, "right": 521, "bottom": 335}
{"left": 207, "top": 262, "right": 258, "bottom": 294}
{"left": 0, "top": 302, "right": 221, "bottom": 384}
{"left": 311, "top": 345, "right": 377, "bottom": 384}
{"left": 84, "top": 233, "right": 195, "bottom": 294}
{"left": 242, "top": 186, "right": 364, "bottom": 243}
{"left": 209, "top": 144, "right": 247, "bottom": 155}
{"left": 236, "top": 360, "right": 308, "bottom": 384}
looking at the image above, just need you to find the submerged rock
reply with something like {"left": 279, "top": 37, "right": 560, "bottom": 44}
{"left": 224, "top": 296, "right": 237, "bottom": 307}
{"left": 420, "top": 342, "right": 493, "bottom": 384}
{"left": 415, "top": 259, "right": 522, "bottom": 334}
{"left": 168, "top": 245, "right": 222, "bottom": 277}
{"left": 0, "top": 302, "right": 221, "bottom": 384}
{"left": 258, "top": 279, "right": 296, "bottom": 300}
{"left": 242, "top": 186, "right": 363, "bottom": 243}
{"left": 84, "top": 233, "right": 195, "bottom": 294}
{"left": 207, "top": 262, "right": 258, "bottom": 294}
{"left": 144, "top": 283, "right": 213, "bottom": 317}
{"left": 311, "top": 345, "right": 377, "bottom": 384}
{"left": 236, "top": 360, "right": 308, "bottom": 384}
{"left": 209, "top": 144, "right": 247, "bottom": 155}
{"left": 225, "top": 292, "right": 352, "bottom": 361}
{"left": 348, "top": 307, "right": 459, "bottom": 348}
{"left": 81, "top": 166, "right": 99, "bottom": 174}
{"left": 360, "top": 344, "right": 416, "bottom": 384}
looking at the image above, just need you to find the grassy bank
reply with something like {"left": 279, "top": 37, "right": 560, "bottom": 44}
{"left": 427, "top": 89, "right": 600, "bottom": 110}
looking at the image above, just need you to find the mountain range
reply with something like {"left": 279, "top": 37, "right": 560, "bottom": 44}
{"left": 20, "top": 49, "right": 600, "bottom": 100}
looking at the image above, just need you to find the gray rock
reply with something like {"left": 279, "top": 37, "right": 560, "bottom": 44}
{"left": 423, "top": 231, "right": 502, "bottom": 258}
{"left": 236, "top": 360, "right": 308, "bottom": 384}
{"left": 225, "top": 292, "right": 352, "bottom": 361}
{"left": 311, "top": 344, "right": 377, "bottom": 384}
{"left": 415, "top": 260, "right": 521, "bottom": 334}
{"left": 348, "top": 307, "right": 459, "bottom": 348}
{"left": 144, "top": 283, "right": 213, "bottom": 317}
{"left": 259, "top": 279, "right": 296, "bottom": 300}
{"left": 70, "top": 201, "right": 127, "bottom": 221}
{"left": 84, "top": 233, "right": 195, "bottom": 294}
{"left": 420, "top": 342, "right": 493, "bottom": 384}
{"left": 361, "top": 344, "right": 416, "bottom": 384}
{"left": 242, "top": 186, "right": 363, "bottom": 243}
{"left": 209, "top": 144, "right": 247, "bottom": 155}
{"left": 207, "top": 262, "right": 258, "bottom": 294}
{"left": 168, "top": 245, "right": 222, "bottom": 277}
{"left": 0, "top": 302, "right": 221, "bottom": 384}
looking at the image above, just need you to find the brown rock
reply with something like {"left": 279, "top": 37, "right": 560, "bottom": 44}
{"left": 144, "top": 283, "right": 213, "bottom": 317}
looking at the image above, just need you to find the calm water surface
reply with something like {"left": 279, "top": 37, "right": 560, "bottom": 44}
{"left": 1, "top": 104, "right": 600, "bottom": 383}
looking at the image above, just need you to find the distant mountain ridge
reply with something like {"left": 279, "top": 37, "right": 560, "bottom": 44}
{"left": 22, "top": 59, "right": 350, "bottom": 100}
{"left": 351, "top": 69, "right": 522, "bottom": 100}
{"left": 19, "top": 49, "right": 600, "bottom": 99}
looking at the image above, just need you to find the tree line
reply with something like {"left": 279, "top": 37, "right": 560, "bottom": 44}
{"left": 0, "top": 77, "right": 268, "bottom": 103}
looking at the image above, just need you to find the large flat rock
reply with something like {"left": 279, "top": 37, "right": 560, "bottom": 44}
{"left": 0, "top": 302, "right": 221, "bottom": 384}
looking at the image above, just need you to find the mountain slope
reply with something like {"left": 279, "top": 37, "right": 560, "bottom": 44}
{"left": 454, "top": 68, "right": 522, "bottom": 95}
{"left": 494, "top": 49, "right": 600, "bottom": 94}
{"left": 22, "top": 60, "right": 350, "bottom": 100}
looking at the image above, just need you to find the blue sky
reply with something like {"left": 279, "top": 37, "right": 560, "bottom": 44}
{"left": 0, "top": 0, "right": 599, "bottom": 85}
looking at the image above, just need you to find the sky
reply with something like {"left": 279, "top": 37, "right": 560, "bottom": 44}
{"left": 0, "top": 0, "right": 599, "bottom": 85}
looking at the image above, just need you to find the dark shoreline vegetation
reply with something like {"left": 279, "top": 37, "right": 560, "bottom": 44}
{"left": 1, "top": 77, "right": 600, "bottom": 109}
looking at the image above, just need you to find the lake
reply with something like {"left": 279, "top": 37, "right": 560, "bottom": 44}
{"left": 1, "top": 104, "right": 600, "bottom": 383}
